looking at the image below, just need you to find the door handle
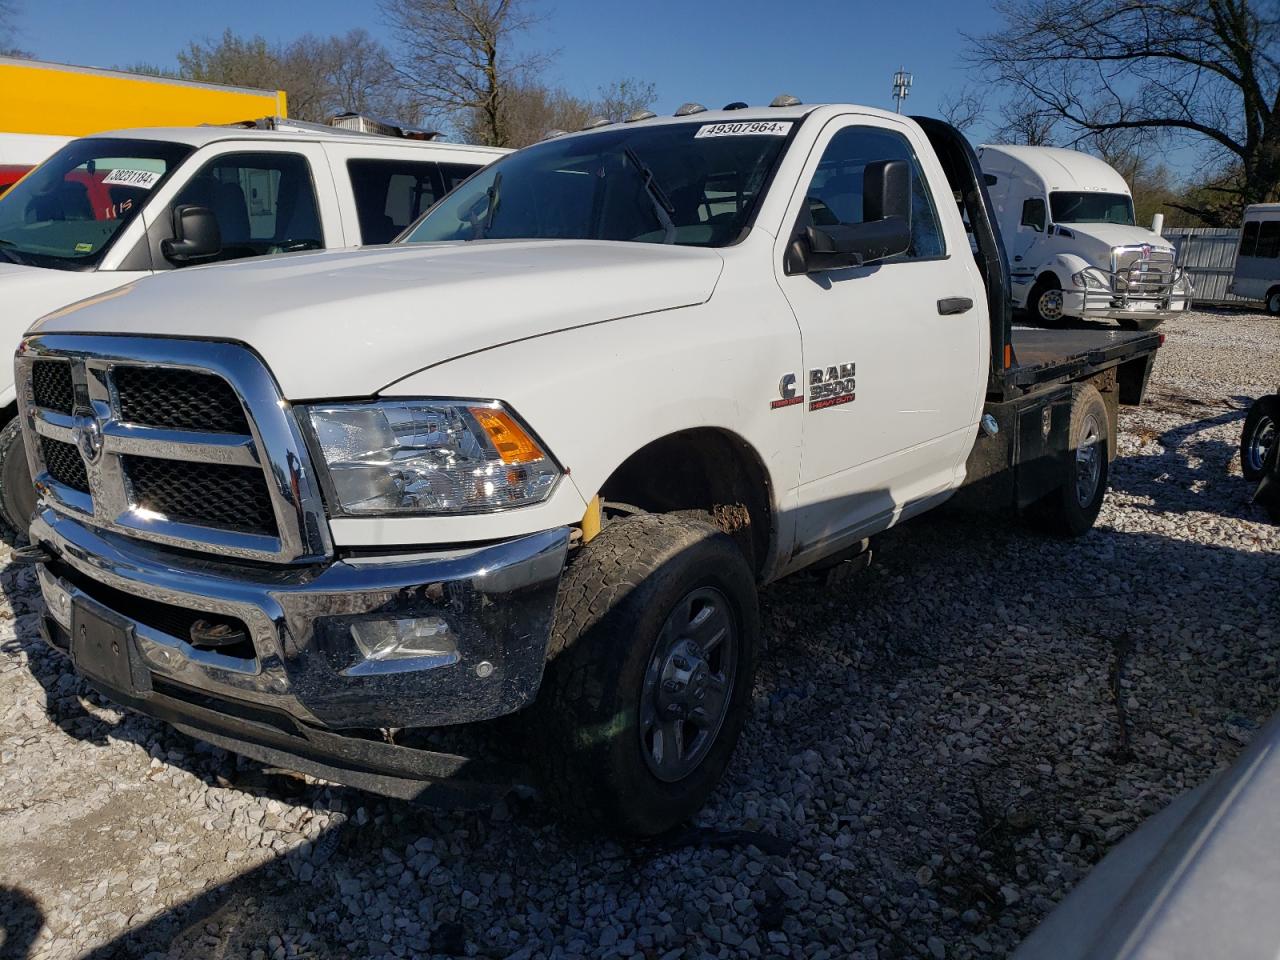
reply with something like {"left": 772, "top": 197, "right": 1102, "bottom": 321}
{"left": 937, "top": 297, "right": 974, "bottom": 315}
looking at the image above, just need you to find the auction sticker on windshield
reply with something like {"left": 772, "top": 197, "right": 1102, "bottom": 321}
{"left": 695, "top": 121, "right": 792, "bottom": 138}
{"left": 102, "top": 168, "right": 162, "bottom": 189}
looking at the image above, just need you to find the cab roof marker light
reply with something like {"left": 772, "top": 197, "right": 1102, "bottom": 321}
{"left": 723, "top": 101, "right": 749, "bottom": 110}
{"left": 625, "top": 110, "right": 657, "bottom": 122}
{"left": 581, "top": 116, "right": 611, "bottom": 130}
{"left": 540, "top": 129, "right": 568, "bottom": 141}
{"left": 674, "top": 102, "right": 707, "bottom": 117}
{"left": 770, "top": 94, "right": 802, "bottom": 107}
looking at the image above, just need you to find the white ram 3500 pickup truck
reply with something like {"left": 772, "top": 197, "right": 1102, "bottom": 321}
{"left": 0, "top": 121, "right": 504, "bottom": 538}
{"left": 979, "top": 145, "right": 1191, "bottom": 330}
{"left": 16, "top": 104, "right": 1162, "bottom": 834}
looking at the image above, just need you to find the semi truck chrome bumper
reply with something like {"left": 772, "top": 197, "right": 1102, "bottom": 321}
{"left": 30, "top": 508, "right": 569, "bottom": 730}
{"left": 1064, "top": 288, "right": 1190, "bottom": 322}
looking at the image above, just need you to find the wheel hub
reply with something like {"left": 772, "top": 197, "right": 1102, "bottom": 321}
{"left": 1039, "top": 289, "right": 1064, "bottom": 321}
{"left": 1248, "top": 415, "right": 1276, "bottom": 473}
{"left": 639, "top": 586, "right": 737, "bottom": 783}
{"left": 654, "top": 639, "right": 712, "bottom": 721}
{"left": 1075, "top": 413, "right": 1103, "bottom": 507}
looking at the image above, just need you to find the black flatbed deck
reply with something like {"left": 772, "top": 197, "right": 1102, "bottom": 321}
{"left": 1001, "top": 326, "right": 1162, "bottom": 394}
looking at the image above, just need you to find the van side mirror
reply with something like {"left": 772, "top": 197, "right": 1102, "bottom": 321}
{"left": 161, "top": 204, "right": 221, "bottom": 264}
{"left": 791, "top": 159, "right": 913, "bottom": 272}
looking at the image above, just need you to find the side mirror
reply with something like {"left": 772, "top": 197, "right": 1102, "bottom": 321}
{"left": 161, "top": 204, "right": 221, "bottom": 264}
{"left": 792, "top": 159, "right": 913, "bottom": 272}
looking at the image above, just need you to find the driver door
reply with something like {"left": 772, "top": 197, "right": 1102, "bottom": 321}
{"left": 140, "top": 143, "right": 341, "bottom": 270}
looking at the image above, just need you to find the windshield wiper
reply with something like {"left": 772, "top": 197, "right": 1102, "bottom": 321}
{"left": 0, "top": 239, "right": 27, "bottom": 265}
{"left": 479, "top": 172, "right": 502, "bottom": 239}
{"left": 623, "top": 147, "right": 677, "bottom": 244}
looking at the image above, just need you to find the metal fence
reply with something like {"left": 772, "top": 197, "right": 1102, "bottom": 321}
{"left": 1162, "top": 227, "right": 1248, "bottom": 305}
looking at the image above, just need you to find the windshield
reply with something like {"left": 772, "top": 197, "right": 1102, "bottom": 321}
{"left": 0, "top": 138, "right": 193, "bottom": 270}
{"left": 1049, "top": 191, "right": 1134, "bottom": 226}
{"left": 404, "top": 121, "right": 794, "bottom": 247}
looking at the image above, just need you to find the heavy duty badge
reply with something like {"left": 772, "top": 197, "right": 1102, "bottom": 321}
{"left": 808, "top": 363, "right": 856, "bottom": 410}
{"left": 771, "top": 373, "right": 803, "bottom": 409}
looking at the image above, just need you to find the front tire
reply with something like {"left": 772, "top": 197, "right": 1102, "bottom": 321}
{"left": 531, "top": 513, "right": 759, "bottom": 836}
{"left": 0, "top": 418, "right": 35, "bottom": 546}
{"left": 1029, "top": 278, "right": 1067, "bottom": 327}
{"left": 1241, "top": 395, "right": 1279, "bottom": 483}
{"left": 1029, "top": 383, "right": 1110, "bottom": 537}
{"left": 1266, "top": 289, "right": 1280, "bottom": 316}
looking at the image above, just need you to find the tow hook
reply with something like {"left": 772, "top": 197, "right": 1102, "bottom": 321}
{"left": 9, "top": 543, "right": 52, "bottom": 566}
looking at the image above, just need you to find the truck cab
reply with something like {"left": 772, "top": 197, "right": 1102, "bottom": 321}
{"left": 979, "top": 144, "right": 1191, "bottom": 330}
{"left": 0, "top": 122, "right": 505, "bottom": 537}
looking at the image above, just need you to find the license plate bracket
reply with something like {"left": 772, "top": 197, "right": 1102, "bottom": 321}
{"left": 70, "top": 599, "right": 149, "bottom": 696}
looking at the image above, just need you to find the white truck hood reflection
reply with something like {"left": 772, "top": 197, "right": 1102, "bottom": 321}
{"left": 33, "top": 240, "right": 726, "bottom": 399}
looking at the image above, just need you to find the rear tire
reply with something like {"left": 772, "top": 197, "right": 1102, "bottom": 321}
{"left": 1116, "top": 316, "right": 1164, "bottom": 332}
{"left": 1240, "top": 395, "right": 1279, "bottom": 483}
{"left": 0, "top": 418, "right": 34, "bottom": 547}
{"left": 1029, "top": 383, "right": 1110, "bottom": 537}
{"left": 530, "top": 513, "right": 759, "bottom": 836}
{"left": 1266, "top": 289, "right": 1280, "bottom": 316}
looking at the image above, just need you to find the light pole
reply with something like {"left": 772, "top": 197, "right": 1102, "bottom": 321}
{"left": 892, "top": 67, "right": 913, "bottom": 113}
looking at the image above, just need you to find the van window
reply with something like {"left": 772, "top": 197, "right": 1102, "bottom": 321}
{"left": 1257, "top": 220, "right": 1280, "bottom": 259}
{"left": 169, "top": 152, "right": 323, "bottom": 264}
{"left": 347, "top": 159, "right": 482, "bottom": 245}
{"left": 1240, "top": 220, "right": 1259, "bottom": 257}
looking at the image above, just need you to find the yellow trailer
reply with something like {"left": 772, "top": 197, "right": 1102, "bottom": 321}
{"left": 0, "top": 57, "right": 287, "bottom": 137}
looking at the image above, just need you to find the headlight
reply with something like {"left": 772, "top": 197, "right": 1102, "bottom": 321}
{"left": 304, "top": 400, "right": 561, "bottom": 515}
{"left": 1071, "top": 268, "right": 1110, "bottom": 290}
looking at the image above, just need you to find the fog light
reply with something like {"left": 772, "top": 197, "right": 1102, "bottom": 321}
{"left": 350, "top": 617, "right": 459, "bottom": 667}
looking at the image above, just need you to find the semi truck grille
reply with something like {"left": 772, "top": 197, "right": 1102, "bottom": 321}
{"left": 114, "top": 366, "right": 251, "bottom": 434}
{"left": 124, "top": 455, "right": 278, "bottom": 536}
{"left": 1113, "top": 247, "right": 1178, "bottom": 297}
{"left": 17, "top": 336, "right": 331, "bottom": 563}
{"left": 40, "top": 437, "right": 89, "bottom": 493}
{"left": 31, "top": 359, "right": 74, "bottom": 414}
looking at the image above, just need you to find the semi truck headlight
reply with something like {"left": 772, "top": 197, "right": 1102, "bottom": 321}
{"left": 1071, "top": 268, "right": 1110, "bottom": 290}
{"left": 303, "top": 400, "right": 561, "bottom": 515}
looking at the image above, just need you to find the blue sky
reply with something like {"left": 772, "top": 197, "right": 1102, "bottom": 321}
{"left": 13, "top": 0, "right": 1006, "bottom": 130}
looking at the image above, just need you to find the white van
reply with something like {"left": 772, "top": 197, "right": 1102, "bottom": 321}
{"left": 1229, "top": 203, "right": 1280, "bottom": 313}
{"left": 979, "top": 145, "right": 1191, "bottom": 330}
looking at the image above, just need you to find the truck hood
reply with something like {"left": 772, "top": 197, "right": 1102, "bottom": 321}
{"left": 1064, "top": 223, "right": 1174, "bottom": 257}
{"left": 0, "top": 260, "right": 129, "bottom": 345}
{"left": 33, "top": 240, "right": 725, "bottom": 399}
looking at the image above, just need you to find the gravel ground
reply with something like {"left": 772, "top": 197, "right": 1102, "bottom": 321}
{"left": 1, "top": 308, "right": 1277, "bottom": 960}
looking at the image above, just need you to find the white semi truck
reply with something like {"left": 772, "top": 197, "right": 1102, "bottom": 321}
{"left": 15, "top": 104, "right": 1163, "bottom": 834}
{"left": 979, "top": 144, "right": 1191, "bottom": 330}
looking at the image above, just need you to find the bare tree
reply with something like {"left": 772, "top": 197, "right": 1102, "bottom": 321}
{"left": 177, "top": 29, "right": 409, "bottom": 123}
{"left": 972, "top": 0, "right": 1280, "bottom": 223}
{"left": 591, "top": 77, "right": 658, "bottom": 123}
{"left": 464, "top": 77, "right": 657, "bottom": 149}
{"left": 939, "top": 86, "right": 988, "bottom": 133}
{"left": 381, "top": 0, "right": 548, "bottom": 146}
{"left": 992, "top": 96, "right": 1059, "bottom": 146}
{"left": 0, "top": 0, "right": 30, "bottom": 57}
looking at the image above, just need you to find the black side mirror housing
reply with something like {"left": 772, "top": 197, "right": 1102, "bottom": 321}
{"left": 161, "top": 204, "right": 221, "bottom": 264}
{"left": 789, "top": 159, "right": 913, "bottom": 273}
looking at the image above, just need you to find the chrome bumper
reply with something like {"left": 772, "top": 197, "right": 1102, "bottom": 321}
{"left": 31, "top": 508, "right": 569, "bottom": 729}
{"left": 1064, "top": 288, "right": 1190, "bottom": 322}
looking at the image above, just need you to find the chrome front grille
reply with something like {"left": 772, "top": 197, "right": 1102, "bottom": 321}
{"left": 1112, "top": 246, "right": 1179, "bottom": 299}
{"left": 17, "top": 335, "right": 332, "bottom": 564}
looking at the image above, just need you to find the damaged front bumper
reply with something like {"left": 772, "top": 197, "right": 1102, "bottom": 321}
{"left": 30, "top": 508, "right": 569, "bottom": 803}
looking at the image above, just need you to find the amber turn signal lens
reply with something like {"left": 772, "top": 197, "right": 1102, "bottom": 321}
{"left": 469, "top": 407, "right": 545, "bottom": 465}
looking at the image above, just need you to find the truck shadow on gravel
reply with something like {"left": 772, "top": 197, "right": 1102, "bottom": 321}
{"left": 1108, "top": 393, "right": 1262, "bottom": 518}
{"left": 3, "top": 506, "right": 1277, "bottom": 958}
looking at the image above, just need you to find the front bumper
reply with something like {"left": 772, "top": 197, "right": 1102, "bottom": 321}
{"left": 1063, "top": 288, "right": 1190, "bottom": 322}
{"left": 30, "top": 508, "right": 569, "bottom": 732}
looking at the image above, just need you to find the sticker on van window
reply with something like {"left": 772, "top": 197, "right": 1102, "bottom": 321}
{"left": 102, "top": 168, "right": 162, "bottom": 189}
{"left": 695, "top": 121, "right": 792, "bottom": 138}
{"left": 74, "top": 243, "right": 93, "bottom": 253}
